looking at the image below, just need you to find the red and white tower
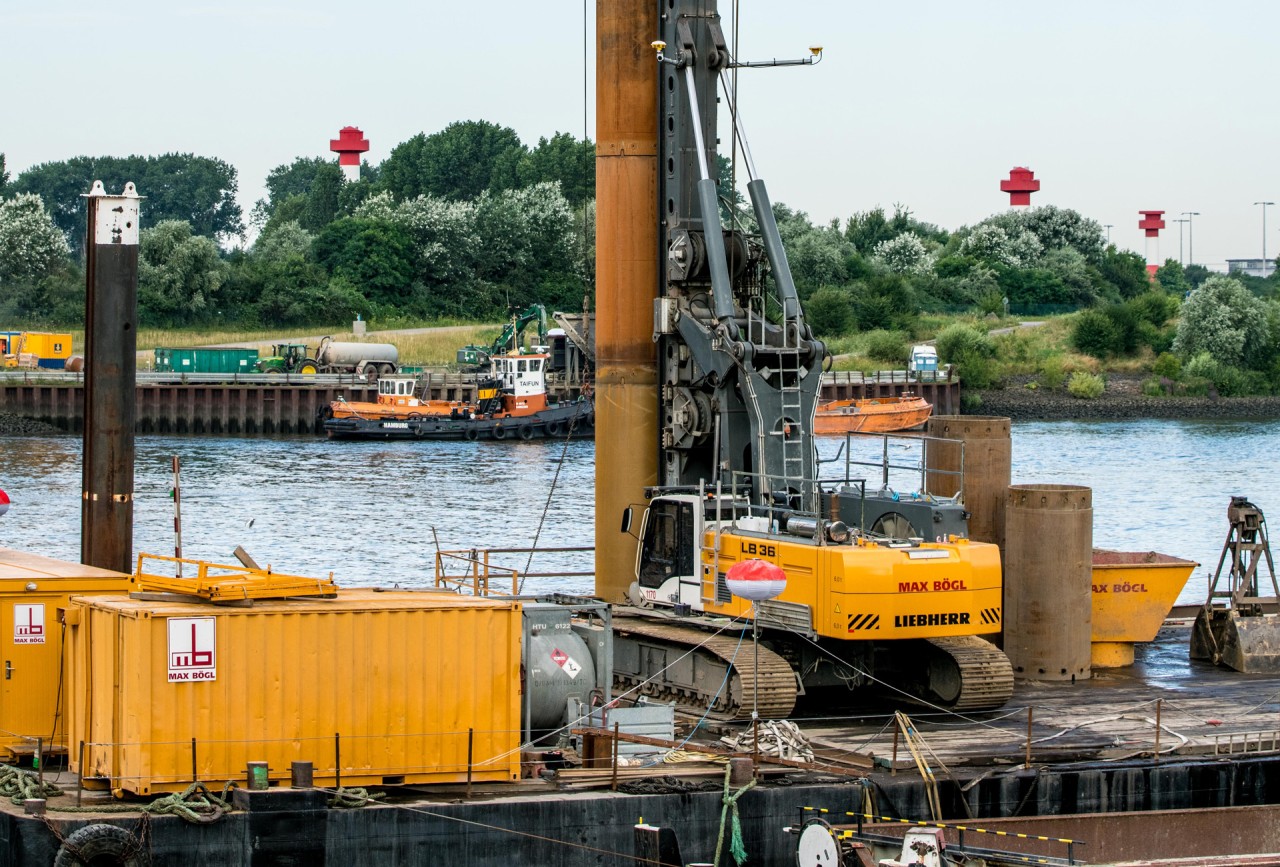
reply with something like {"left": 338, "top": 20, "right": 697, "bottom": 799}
{"left": 1138, "top": 210, "right": 1166, "bottom": 278}
{"left": 329, "top": 126, "right": 370, "bottom": 182}
{"left": 1000, "top": 166, "right": 1040, "bottom": 208}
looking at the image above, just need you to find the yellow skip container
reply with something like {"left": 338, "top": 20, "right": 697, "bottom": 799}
{"left": 1091, "top": 549, "right": 1197, "bottom": 667}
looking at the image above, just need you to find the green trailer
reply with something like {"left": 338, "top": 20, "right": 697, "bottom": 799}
{"left": 154, "top": 347, "right": 260, "bottom": 374}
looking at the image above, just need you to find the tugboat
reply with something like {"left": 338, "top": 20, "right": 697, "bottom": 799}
{"left": 322, "top": 351, "right": 592, "bottom": 441}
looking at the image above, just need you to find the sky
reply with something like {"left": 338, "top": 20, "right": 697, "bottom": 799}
{"left": 6, "top": 1, "right": 1279, "bottom": 269}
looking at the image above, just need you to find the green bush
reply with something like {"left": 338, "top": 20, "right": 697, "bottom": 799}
{"left": 1038, "top": 356, "right": 1067, "bottom": 390}
{"left": 1070, "top": 309, "right": 1121, "bottom": 357}
{"left": 1184, "top": 352, "right": 1249, "bottom": 397}
{"left": 954, "top": 351, "right": 1001, "bottom": 389}
{"left": 1066, "top": 371, "right": 1105, "bottom": 399}
{"left": 864, "top": 330, "right": 909, "bottom": 364}
{"left": 1152, "top": 352, "right": 1181, "bottom": 379}
{"left": 805, "top": 286, "right": 854, "bottom": 337}
{"left": 934, "top": 323, "right": 993, "bottom": 363}
{"left": 1141, "top": 377, "right": 1167, "bottom": 397}
{"left": 1130, "top": 290, "right": 1180, "bottom": 326}
{"left": 1138, "top": 321, "right": 1175, "bottom": 355}
{"left": 960, "top": 392, "right": 984, "bottom": 412}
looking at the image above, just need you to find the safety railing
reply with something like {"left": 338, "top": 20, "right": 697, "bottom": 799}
{"left": 433, "top": 546, "right": 594, "bottom": 597}
{"left": 67, "top": 728, "right": 532, "bottom": 803}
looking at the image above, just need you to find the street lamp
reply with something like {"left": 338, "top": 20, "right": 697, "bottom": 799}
{"left": 1173, "top": 218, "right": 1189, "bottom": 265}
{"left": 1103, "top": 224, "right": 1113, "bottom": 244}
{"left": 1254, "top": 201, "right": 1274, "bottom": 276}
{"left": 1181, "top": 212, "right": 1200, "bottom": 266}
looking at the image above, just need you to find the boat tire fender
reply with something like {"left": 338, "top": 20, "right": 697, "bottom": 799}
{"left": 546, "top": 420, "right": 563, "bottom": 437}
{"left": 492, "top": 424, "right": 507, "bottom": 441}
{"left": 464, "top": 427, "right": 479, "bottom": 442}
{"left": 518, "top": 424, "right": 534, "bottom": 441}
{"left": 54, "top": 823, "right": 148, "bottom": 867}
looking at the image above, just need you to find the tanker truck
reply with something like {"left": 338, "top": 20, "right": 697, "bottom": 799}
{"left": 257, "top": 336, "right": 399, "bottom": 378}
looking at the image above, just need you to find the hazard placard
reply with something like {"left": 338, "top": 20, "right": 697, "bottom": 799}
{"left": 550, "top": 648, "right": 568, "bottom": 667}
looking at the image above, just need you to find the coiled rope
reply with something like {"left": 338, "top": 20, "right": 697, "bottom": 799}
{"left": 0, "top": 763, "right": 63, "bottom": 804}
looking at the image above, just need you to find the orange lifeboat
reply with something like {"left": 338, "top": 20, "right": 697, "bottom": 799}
{"left": 813, "top": 394, "right": 932, "bottom": 435}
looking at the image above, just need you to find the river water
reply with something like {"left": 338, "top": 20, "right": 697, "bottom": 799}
{"left": 0, "top": 418, "right": 1276, "bottom": 606}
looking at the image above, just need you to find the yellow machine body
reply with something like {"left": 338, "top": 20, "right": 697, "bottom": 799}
{"left": 699, "top": 530, "right": 1003, "bottom": 641}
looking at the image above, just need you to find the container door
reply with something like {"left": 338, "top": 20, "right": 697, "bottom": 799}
{"left": 1, "top": 596, "right": 60, "bottom": 754}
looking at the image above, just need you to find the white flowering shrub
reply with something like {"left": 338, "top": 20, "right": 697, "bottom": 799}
{"left": 873, "top": 232, "right": 932, "bottom": 275}
{"left": 1172, "top": 275, "right": 1269, "bottom": 367}
{"left": 0, "top": 193, "right": 70, "bottom": 283}
{"left": 959, "top": 223, "right": 1043, "bottom": 268}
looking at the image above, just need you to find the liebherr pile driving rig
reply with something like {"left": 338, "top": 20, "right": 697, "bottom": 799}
{"left": 597, "top": 0, "right": 1013, "bottom": 720}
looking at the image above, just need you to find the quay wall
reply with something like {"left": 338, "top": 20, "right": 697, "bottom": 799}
{"left": 8, "top": 754, "right": 1280, "bottom": 865}
{"left": 0, "top": 374, "right": 958, "bottom": 436}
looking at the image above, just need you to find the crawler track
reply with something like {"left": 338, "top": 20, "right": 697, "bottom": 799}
{"left": 923, "top": 635, "right": 1015, "bottom": 712}
{"left": 612, "top": 617, "right": 799, "bottom": 721}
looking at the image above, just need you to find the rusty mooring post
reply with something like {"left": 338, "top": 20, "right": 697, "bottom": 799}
{"left": 81, "top": 181, "right": 141, "bottom": 574}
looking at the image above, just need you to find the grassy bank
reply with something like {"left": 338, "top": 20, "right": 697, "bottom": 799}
{"left": 128, "top": 321, "right": 503, "bottom": 368}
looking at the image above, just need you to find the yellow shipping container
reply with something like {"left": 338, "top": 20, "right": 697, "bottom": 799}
{"left": 0, "top": 548, "right": 134, "bottom": 760}
{"left": 65, "top": 590, "right": 523, "bottom": 796}
{"left": 21, "top": 332, "right": 73, "bottom": 360}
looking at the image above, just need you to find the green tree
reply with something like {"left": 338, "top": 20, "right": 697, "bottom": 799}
{"left": 784, "top": 220, "right": 852, "bottom": 292}
{"left": 1183, "top": 264, "right": 1212, "bottom": 289}
{"left": 850, "top": 273, "right": 916, "bottom": 332}
{"left": 14, "top": 153, "right": 243, "bottom": 251}
{"left": 844, "top": 205, "right": 946, "bottom": 256}
{"left": 380, "top": 120, "right": 527, "bottom": 202}
{"left": 518, "top": 132, "right": 595, "bottom": 207}
{"left": 1156, "top": 259, "right": 1191, "bottom": 295}
{"left": 1093, "top": 247, "right": 1150, "bottom": 300}
{"left": 301, "top": 163, "right": 343, "bottom": 233}
{"left": 1173, "top": 275, "right": 1271, "bottom": 368}
{"left": 0, "top": 193, "right": 71, "bottom": 284}
{"left": 312, "top": 218, "right": 416, "bottom": 309}
{"left": 804, "top": 286, "right": 854, "bottom": 336}
{"left": 137, "top": 220, "right": 227, "bottom": 325}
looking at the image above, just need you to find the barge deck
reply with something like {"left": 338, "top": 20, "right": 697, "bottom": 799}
{"left": 10, "top": 621, "right": 1280, "bottom": 865}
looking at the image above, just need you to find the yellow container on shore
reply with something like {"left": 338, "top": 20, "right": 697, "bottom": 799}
{"left": 1091, "top": 549, "right": 1198, "bottom": 667}
{"left": 0, "top": 548, "right": 134, "bottom": 759}
{"left": 65, "top": 589, "right": 523, "bottom": 796}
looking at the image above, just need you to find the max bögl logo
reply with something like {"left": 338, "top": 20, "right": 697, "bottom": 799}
{"left": 168, "top": 617, "right": 216, "bottom": 682}
{"left": 14, "top": 604, "right": 45, "bottom": 645}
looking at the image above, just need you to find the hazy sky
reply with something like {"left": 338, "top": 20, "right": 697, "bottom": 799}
{"left": 7, "top": 1, "right": 1278, "bottom": 268}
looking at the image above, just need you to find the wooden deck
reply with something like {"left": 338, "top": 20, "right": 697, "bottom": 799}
{"left": 797, "top": 622, "right": 1280, "bottom": 771}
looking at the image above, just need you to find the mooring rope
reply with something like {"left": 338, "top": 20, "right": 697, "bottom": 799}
{"left": 0, "top": 763, "right": 63, "bottom": 804}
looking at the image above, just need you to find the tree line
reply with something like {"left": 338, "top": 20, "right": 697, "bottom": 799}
{"left": 1, "top": 131, "right": 1277, "bottom": 396}
{"left": 0, "top": 121, "right": 595, "bottom": 327}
